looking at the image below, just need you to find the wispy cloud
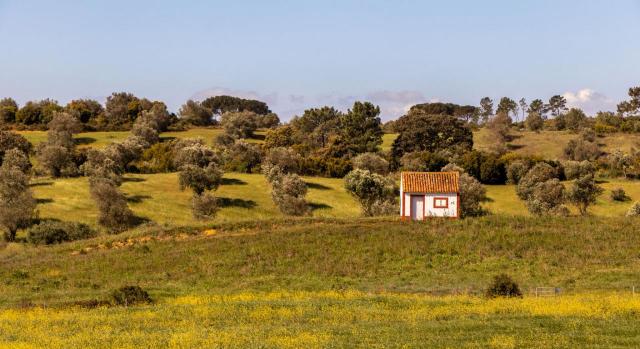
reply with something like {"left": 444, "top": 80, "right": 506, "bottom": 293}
{"left": 189, "top": 87, "right": 434, "bottom": 121}
{"left": 562, "top": 88, "right": 616, "bottom": 115}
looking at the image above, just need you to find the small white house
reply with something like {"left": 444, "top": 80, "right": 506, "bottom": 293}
{"left": 400, "top": 172, "right": 460, "bottom": 220}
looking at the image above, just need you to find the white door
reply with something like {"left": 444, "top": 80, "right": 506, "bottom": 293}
{"left": 411, "top": 196, "right": 425, "bottom": 221}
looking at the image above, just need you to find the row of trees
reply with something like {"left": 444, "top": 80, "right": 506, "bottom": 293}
{"left": 0, "top": 93, "right": 278, "bottom": 131}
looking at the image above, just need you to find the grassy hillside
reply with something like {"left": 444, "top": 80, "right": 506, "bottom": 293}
{"left": 474, "top": 128, "right": 640, "bottom": 159}
{"left": 3, "top": 217, "right": 640, "bottom": 347}
{"left": 485, "top": 179, "right": 640, "bottom": 217}
{"left": 30, "top": 173, "right": 640, "bottom": 232}
{"left": 31, "top": 173, "right": 360, "bottom": 229}
{"left": 17, "top": 128, "right": 265, "bottom": 148}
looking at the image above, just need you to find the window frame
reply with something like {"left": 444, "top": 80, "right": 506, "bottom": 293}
{"left": 433, "top": 197, "right": 449, "bottom": 209}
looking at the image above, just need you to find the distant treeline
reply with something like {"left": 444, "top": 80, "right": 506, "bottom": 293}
{"left": 0, "top": 93, "right": 277, "bottom": 131}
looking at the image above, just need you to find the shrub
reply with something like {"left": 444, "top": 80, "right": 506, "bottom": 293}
{"left": 89, "top": 178, "right": 136, "bottom": 232}
{"left": 627, "top": 202, "right": 640, "bottom": 217}
{"left": 0, "top": 131, "right": 32, "bottom": 163}
{"left": 178, "top": 164, "right": 223, "bottom": 195}
{"left": 563, "top": 138, "right": 600, "bottom": 161}
{"left": 351, "top": 152, "right": 389, "bottom": 174}
{"left": 563, "top": 160, "right": 595, "bottom": 180}
{"left": 111, "top": 286, "right": 152, "bottom": 306}
{"left": 0, "top": 165, "right": 36, "bottom": 241}
{"left": 516, "top": 163, "right": 558, "bottom": 201}
{"left": 36, "top": 144, "right": 78, "bottom": 177}
{"left": 269, "top": 172, "right": 309, "bottom": 216}
{"left": 27, "top": 221, "right": 96, "bottom": 245}
{"left": 400, "top": 151, "right": 448, "bottom": 172}
{"left": 344, "top": 169, "right": 397, "bottom": 217}
{"left": 566, "top": 174, "right": 603, "bottom": 215}
{"left": 135, "top": 142, "right": 175, "bottom": 173}
{"left": 191, "top": 193, "right": 218, "bottom": 220}
{"left": 523, "top": 179, "right": 566, "bottom": 216}
{"left": 1, "top": 148, "right": 31, "bottom": 173}
{"left": 506, "top": 160, "right": 531, "bottom": 184}
{"left": 221, "top": 140, "right": 262, "bottom": 173}
{"left": 441, "top": 163, "right": 487, "bottom": 217}
{"left": 486, "top": 274, "right": 522, "bottom": 298}
{"left": 262, "top": 147, "right": 300, "bottom": 175}
{"left": 220, "top": 111, "right": 258, "bottom": 139}
{"left": 611, "top": 188, "right": 630, "bottom": 202}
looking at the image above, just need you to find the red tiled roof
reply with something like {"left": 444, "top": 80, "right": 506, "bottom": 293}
{"left": 401, "top": 172, "right": 460, "bottom": 193}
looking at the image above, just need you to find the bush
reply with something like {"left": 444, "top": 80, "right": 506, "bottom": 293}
{"left": 566, "top": 174, "right": 603, "bottom": 215}
{"left": 27, "top": 221, "right": 96, "bottom": 245}
{"left": 270, "top": 172, "right": 309, "bottom": 216}
{"left": 400, "top": 151, "right": 448, "bottom": 172}
{"left": 486, "top": 274, "right": 522, "bottom": 298}
{"left": 627, "top": 202, "right": 640, "bottom": 217}
{"left": 89, "top": 178, "right": 136, "bottom": 232}
{"left": 352, "top": 152, "right": 389, "bottom": 174}
{"left": 135, "top": 142, "right": 175, "bottom": 173}
{"left": 611, "top": 188, "right": 630, "bottom": 202}
{"left": 563, "top": 138, "right": 600, "bottom": 161}
{"left": 516, "top": 163, "right": 558, "bottom": 201}
{"left": 262, "top": 147, "right": 300, "bottom": 175}
{"left": 344, "top": 169, "right": 397, "bottom": 216}
{"left": 191, "top": 193, "right": 218, "bottom": 220}
{"left": 441, "top": 164, "right": 487, "bottom": 217}
{"left": 111, "top": 286, "right": 152, "bottom": 306}
{"left": 524, "top": 179, "right": 567, "bottom": 216}
{"left": 563, "top": 160, "right": 595, "bottom": 180}
{"left": 506, "top": 160, "right": 531, "bottom": 184}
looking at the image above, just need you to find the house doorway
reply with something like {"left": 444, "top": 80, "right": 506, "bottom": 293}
{"left": 411, "top": 195, "right": 424, "bottom": 221}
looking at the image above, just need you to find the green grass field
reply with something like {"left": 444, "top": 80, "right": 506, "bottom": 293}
{"left": 17, "top": 128, "right": 265, "bottom": 149}
{"left": 7, "top": 128, "right": 640, "bottom": 347}
{"left": 474, "top": 128, "right": 640, "bottom": 159}
{"left": 30, "top": 173, "right": 640, "bottom": 232}
{"left": 3, "top": 217, "right": 640, "bottom": 347}
{"left": 31, "top": 173, "right": 360, "bottom": 229}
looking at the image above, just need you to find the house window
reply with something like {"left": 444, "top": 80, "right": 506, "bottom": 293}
{"left": 433, "top": 197, "right": 449, "bottom": 209}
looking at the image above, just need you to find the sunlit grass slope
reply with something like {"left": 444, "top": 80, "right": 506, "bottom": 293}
{"left": 17, "top": 128, "right": 264, "bottom": 148}
{"left": 485, "top": 179, "right": 640, "bottom": 216}
{"left": 32, "top": 173, "right": 360, "bottom": 228}
{"left": 474, "top": 128, "right": 640, "bottom": 159}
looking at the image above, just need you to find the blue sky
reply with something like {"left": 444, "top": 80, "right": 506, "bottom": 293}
{"left": 1, "top": 0, "right": 639, "bottom": 120}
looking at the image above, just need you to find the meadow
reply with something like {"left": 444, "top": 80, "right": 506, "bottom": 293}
{"left": 2, "top": 292, "right": 640, "bottom": 348}
{"left": 6, "top": 128, "right": 640, "bottom": 348}
{"left": 3, "top": 216, "right": 640, "bottom": 347}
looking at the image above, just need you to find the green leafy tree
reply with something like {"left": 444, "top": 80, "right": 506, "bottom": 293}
{"left": 566, "top": 174, "right": 603, "bottom": 215}
{"left": 617, "top": 86, "right": 640, "bottom": 117}
{"left": 340, "top": 101, "right": 383, "bottom": 155}
{"left": 65, "top": 99, "right": 104, "bottom": 124}
{"left": 391, "top": 112, "right": 473, "bottom": 161}
{"left": 496, "top": 97, "right": 518, "bottom": 119}
{"left": 179, "top": 100, "right": 213, "bottom": 126}
{"left": 220, "top": 111, "right": 258, "bottom": 139}
{"left": 201, "top": 95, "right": 270, "bottom": 117}
{"left": 545, "top": 95, "right": 568, "bottom": 118}
{"left": 479, "top": 97, "right": 494, "bottom": 123}
{"left": 290, "top": 106, "right": 341, "bottom": 149}
{"left": 0, "top": 98, "right": 18, "bottom": 124}
{"left": 527, "top": 99, "right": 546, "bottom": 119}
{"left": 0, "top": 158, "right": 36, "bottom": 241}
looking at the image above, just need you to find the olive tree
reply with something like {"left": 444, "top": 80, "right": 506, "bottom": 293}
{"left": 0, "top": 160, "right": 36, "bottom": 241}
{"left": 344, "top": 169, "right": 396, "bottom": 216}
{"left": 351, "top": 152, "right": 389, "bottom": 174}
{"left": 566, "top": 174, "right": 603, "bottom": 215}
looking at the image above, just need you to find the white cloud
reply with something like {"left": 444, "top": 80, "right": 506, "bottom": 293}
{"left": 562, "top": 88, "right": 615, "bottom": 115}
{"left": 189, "top": 87, "right": 433, "bottom": 121}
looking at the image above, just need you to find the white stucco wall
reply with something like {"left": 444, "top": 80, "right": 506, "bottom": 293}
{"left": 402, "top": 192, "right": 458, "bottom": 219}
